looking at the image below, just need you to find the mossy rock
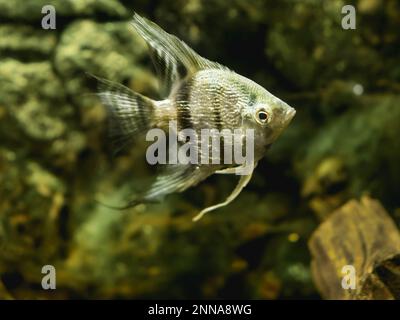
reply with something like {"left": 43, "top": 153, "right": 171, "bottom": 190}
{"left": 0, "top": 24, "right": 57, "bottom": 59}
{"left": 0, "top": 0, "right": 128, "bottom": 21}
{"left": 0, "top": 59, "right": 71, "bottom": 141}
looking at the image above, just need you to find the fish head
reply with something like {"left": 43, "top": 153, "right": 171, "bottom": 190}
{"left": 247, "top": 90, "right": 296, "bottom": 145}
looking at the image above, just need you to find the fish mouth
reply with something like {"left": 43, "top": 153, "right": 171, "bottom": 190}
{"left": 280, "top": 102, "right": 296, "bottom": 128}
{"left": 285, "top": 107, "right": 296, "bottom": 121}
{"left": 276, "top": 104, "right": 296, "bottom": 132}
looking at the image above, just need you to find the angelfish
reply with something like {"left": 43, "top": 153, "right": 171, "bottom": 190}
{"left": 97, "top": 13, "right": 296, "bottom": 221}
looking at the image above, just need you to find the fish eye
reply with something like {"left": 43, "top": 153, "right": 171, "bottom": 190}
{"left": 256, "top": 109, "right": 269, "bottom": 124}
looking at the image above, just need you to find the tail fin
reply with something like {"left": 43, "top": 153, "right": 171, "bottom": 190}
{"left": 95, "top": 76, "right": 155, "bottom": 154}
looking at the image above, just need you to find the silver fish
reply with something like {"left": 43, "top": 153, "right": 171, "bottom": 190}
{"left": 97, "top": 13, "right": 296, "bottom": 221}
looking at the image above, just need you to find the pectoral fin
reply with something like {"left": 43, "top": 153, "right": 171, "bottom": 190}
{"left": 215, "top": 166, "right": 244, "bottom": 174}
{"left": 143, "top": 165, "right": 207, "bottom": 200}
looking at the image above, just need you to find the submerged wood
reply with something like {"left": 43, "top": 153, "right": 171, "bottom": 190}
{"left": 309, "top": 196, "right": 400, "bottom": 299}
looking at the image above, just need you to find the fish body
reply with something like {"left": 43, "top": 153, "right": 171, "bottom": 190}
{"left": 97, "top": 13, "right": 296, "bottom": 221}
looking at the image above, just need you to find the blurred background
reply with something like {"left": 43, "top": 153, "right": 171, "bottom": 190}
{"left": 0, "top": 0, "right": 399, "bottom": 299}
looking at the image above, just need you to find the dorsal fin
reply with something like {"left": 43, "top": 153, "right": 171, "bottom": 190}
{"left": 132, "top": 12, "right": 225, "bottom": 97}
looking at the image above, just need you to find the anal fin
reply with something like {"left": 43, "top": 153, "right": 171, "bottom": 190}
{"left": 134, "top": 165, "right": 208, "bottom": 206}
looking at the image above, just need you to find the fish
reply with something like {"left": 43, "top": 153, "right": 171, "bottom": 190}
{"left": 96, "top": 12, "right": 296, "bottom": 221}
